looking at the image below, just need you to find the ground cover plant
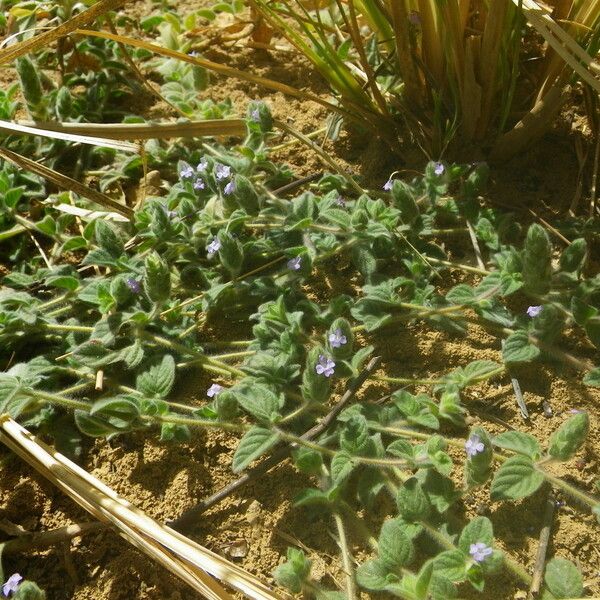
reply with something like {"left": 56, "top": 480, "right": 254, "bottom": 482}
{"left": 0, "top": 0, "right": 599, "bottom": 599}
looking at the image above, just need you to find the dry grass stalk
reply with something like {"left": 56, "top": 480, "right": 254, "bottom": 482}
{"left": 0, "top": 415, "right": 281, "bottom": 600}
{"left": 0, "top": 148, "right": 134, "bottom": 219}
{"left": 14, "top": 119, "right": 248, "bottom": 140}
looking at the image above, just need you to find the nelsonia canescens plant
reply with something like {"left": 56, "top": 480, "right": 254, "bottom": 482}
{"left": 0, "top": 102, "right": 599, "bottom": 599}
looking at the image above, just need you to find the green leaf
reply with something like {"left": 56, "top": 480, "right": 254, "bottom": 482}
{"left": 120, "top": 341, "right": 145, "bottom": 369}
{"left": 90, "top": 396, "right": 140, "bottom": 429}
{"left": 433, "top": 550, "right": 466, "bottom": 582}
{"left": 356, "top": 559, "right": 389, "bottom": 591}
{"left": 522, "top": 223, "right": 552, "bottom": 294}
{"left": 446, "top": 284, "right": 476, "bottom": 305}
{"left": 95, "top": 219, "right": 124, "bottom": 259}
{"left": 502, "top": 331, "right": 540, "bottom": 364}
{"left": 378, "top": 518, "right": 415, "bottom": 570}
{"left": 136, "top": 355, "right": 176, "bottom": 398}
{"left": 232, "top": 426, "right": 278, "bottom": 472}
{"left": 559, "top": 238, "right": 587, "bottom": 274}
{"left": 74, "top": 411, "right": 125, "bottom": 437}
{"left": 236, "top": 384, "right": 283, "bottom": 423}
{"left": 273, "top": 547, "right": 311, "bottom": 594}
{"left": 490, "top": 455, "right": 544, "bottom": 501}
{"left": 544, "top": 558, "right": 584, "bottom": 598}
{"left": 13, "top": 580, "right": 46, "bottom": 600}
{"left": 547, "top": 412, "right": 589, "bottom": 461}
{"left": 340, "top": 414, "right": 370, "bottom": 454}
{"left": 493, "top": 431, "right": 541, "bottom": 460}
{"left": 330, "top": 451, "right": 354, "bottom": 486}
{"left": 458, "top": 517, "right": 493, "bottom": 553}
{"left": 583, "top": 367, "right": 600, "bottom": 387}
{"left": 143, "top": 252, "right": 171, "bottom": 303}
{"left": 396, "top": 477, "right": 431, "bottom": 521}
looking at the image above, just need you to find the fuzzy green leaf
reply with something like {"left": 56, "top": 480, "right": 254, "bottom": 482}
{"left": 522, "top": 223, "right": 552, "bottom": 294}
{"left": 490, "top": 455, "right": 544, "bottom": 501}
{"left": 232, "top": 426, "right": 278, "bottom": 472}
{"left": 544, "top": 558, "right": 584, "bottom": 598}
{"left": 95, "top": 220, "right": 124, "bottom": 259}
{"left": 502, "top": 331, "right": 540, "bottom": 364}
{"left": 493, "top": 431, "right": 541, "bottom": 460}
{"left": 458, "top": 517, "right": 493, "bottom": 553}
{"left": 378, "top": 518, "right": 415, "bottom": 570}
{"left": 396, "top": 477, "right": 431, "bottom": 521}
{"left": 547, "top": 412, "right": 589, "bottom": 461}
{"left": 136, "top": 355, "right": 175, "bottom": 398}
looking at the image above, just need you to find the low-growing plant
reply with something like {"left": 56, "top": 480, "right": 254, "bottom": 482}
{"left": 1, "top": 100, "right": 599, "bottom": 598}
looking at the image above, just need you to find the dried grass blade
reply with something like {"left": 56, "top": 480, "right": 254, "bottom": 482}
{"left": 15, "top": 119, "right": 248, "bottom": 140}
{"left": 0, "top": 416, "right": 282, "bottom": 600}
{"left": 0, "top": 148, "right": 134, "bottom": 218}
{"left": 0, "top": 0, "right": 133, "bottom": 65}
{"left": 516, "top": 0, "right": 600, "bottom": 93}
{"left": 0, "top": 119, "right": 137, "bottom": 151}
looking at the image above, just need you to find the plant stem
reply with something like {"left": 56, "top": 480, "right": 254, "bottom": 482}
{"left": 333, "top": 512, "right": 358, "bottom": 600}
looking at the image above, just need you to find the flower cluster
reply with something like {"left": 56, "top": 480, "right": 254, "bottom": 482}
{"left": 315, "top": 354, "right": 335, "bottom": 377}
{"left": 287, "top": 256, "right": 302, "bottom": 271}
{"left": 215, "top": 163, "right": 235, "bottom": 196}
{"left": 180, "top": 158, "right": 209, "bottom": 191}
{"left": 469, "top": 542, "right": 493, "bottom": 563}
{"left": 328, "top": 328, "right": 347, "bottom": 348}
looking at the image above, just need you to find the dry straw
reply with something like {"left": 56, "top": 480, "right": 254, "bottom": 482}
{"left": 0, "top": 415, "right": 283, "bottom": 600}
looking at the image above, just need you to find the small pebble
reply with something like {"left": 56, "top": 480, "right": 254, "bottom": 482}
{"left": 542, "top": 401, "right": 553, "bottom": 418}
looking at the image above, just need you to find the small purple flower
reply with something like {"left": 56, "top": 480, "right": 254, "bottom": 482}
{"left": 197, "top": 157, "right": 208, "bottom": 172}
{"left": 383, "top": 178, "right": 393, "bottom": 191}
{"left": 207, "top": 383, "right": 223, "bottom": 398}
{"left": 434, "top": 162, "right": 445, "bottom": 176}
{"left": 193, "top": 177, "right": 205, "bottom": 191}
{"left": 2, "top": 574, "right": 23, "bottom": 597}
{"left": 188, "top": 50, "right": 200, "bottom": 58}
{"left": 207, "top": 238, "right": 221, "bottom": 257}
{"left": 215, "top": 164, "right": 232, "bottom": 181}
{"left": 180, "top": 165, "right": 194, "bottom": 180}
{"left": 469, "top": 542, "right": 493, "bottom": 563}
{"left": 527, "top": 305, "right": 542, "bottom": 318}
{"left": 167, "top": 210, "right": 177, "bottom": 219}
{"left": 335, "top": 195, "right": 346, "bottom": 207}
{"left": 569, "top": 408, "right": 585, "bottom": 414}
{"left": 315, "top": 354, "right": 335, "bottom": 377}
{"left": 328, "top": 328, "right": 347, "bottom": 349}
{"left": 250, "top": 108, "right": 260, "bottom": 122}
{"left": 223, "top": 180, "right": 236, "bottom": 195}
{"left": 465, "top": 434, "right": 485, "bottom": 458}
{"left": 126, "top": 278, "right": 141, "bottom": 294}
{"left": 287, "top": 256, "right": 302, "bottom": 271}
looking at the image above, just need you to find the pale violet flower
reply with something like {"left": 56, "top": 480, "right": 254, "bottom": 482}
{"left": 434, "top": 162, "right": 445, "bottom": 176}
{"left": 527, "top": 305, "right": 542, "bottom": 318}
{"left": 2, "top": 574, "right": 23, "bottom": 597}
{"left": 126, "top": 278, "right": 141, "bottom": 294}
{"left": 465, "top": 434, "right": 485, "bottom": 458}
{"left": 316, "top": 354, "right": 335, "bottom": 377}
{"left": 207, "top": 238, "right": 221, "bottom": 257}
{"left": 197, "top": 157, "right": 208, "bottom": 172}
{"left": 224, "top": 180, "right": 236, "bottom": 195}
{"left": 207, "top": 383, "right": 223, "bottom": 398}
{"left": 328, "top": 328, "right": 347, "bottom": 349}
{"left": 469, "top": 542, "right": 493, "bottom": 563}
{"left": 193, "top": 177, "right": 205, "bottom": 191}
{"left": 188, "top": 50, "right": 200, "bottom": 58}
{"left": 383, "top": 178, "right": 394, "bottom": 191}
{"left": 180, "top": 165, "right": 194, "bottom": 180}
{"left": 335, "top": 195, "right": 346, "bottom": 207}
{"left": 250, "top": 108, "right": 260, "bottom": 122}
{"left": 215, "top": 164, "right": 232, "bottom": 181}
{"left": 287, "top": 256, "right": 302, "bottom": 271}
